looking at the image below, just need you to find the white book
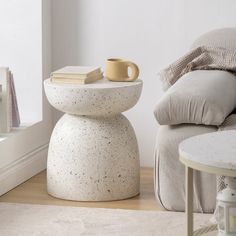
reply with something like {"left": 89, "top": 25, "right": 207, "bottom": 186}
{"left": 0, "top": 85, "right": 2, "bottom": 101}
{"left": 0, "top": 67, "right": 11, "bottom": 133}
{"left": 9, "top": 72, "right": 20, "bottom": 127}
{"left": 51, "top": 72, "right": 103, "bottom": 84}
{"left": 51, "top": 66, "right": 101, "bottom": 79}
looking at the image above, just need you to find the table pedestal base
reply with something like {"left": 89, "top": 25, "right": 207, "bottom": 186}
{"left": 47, "top": 113, "right": 140, "bottom": 201}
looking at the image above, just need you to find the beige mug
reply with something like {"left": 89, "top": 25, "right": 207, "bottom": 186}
{"left": 105, "top": 58, "right": 139, "bottom": 82}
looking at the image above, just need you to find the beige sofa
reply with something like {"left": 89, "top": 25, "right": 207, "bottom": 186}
{"left": 154, "top": 28, "right": 236, "bottom": 213}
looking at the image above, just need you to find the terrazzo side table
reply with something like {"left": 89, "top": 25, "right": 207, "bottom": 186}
{"left": 44, "top": 78, "right": 143, "bottom": 201}
{"left": 179, "top": 130, "right": 236, "bottom": 236}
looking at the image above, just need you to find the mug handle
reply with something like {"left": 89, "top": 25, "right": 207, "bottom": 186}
{"left": 125, "top": 62, "right": 139, "bottom": 81}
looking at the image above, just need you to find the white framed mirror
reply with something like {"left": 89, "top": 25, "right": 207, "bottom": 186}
{"left": 0, "top": 0, "right": 53, "bottom": 196}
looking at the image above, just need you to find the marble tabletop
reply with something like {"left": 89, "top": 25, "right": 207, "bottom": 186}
{"left": 179, "top": 130, "right": 236, "bottom": 170}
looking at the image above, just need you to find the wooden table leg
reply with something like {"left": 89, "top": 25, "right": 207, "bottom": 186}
{"left": 186, "top": 166, "right": 193, "bottom": 236}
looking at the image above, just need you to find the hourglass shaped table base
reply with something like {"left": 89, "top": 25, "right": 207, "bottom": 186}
{"left": 47, "top": 113, "right": 140, "bottom": 201}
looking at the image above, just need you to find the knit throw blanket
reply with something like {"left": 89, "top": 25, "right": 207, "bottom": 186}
{"left": 159, "top": 46, "right": 236, "bottom": 90}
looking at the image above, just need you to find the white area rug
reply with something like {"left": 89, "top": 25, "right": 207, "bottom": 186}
{"left": 0, "top": 203, "right": 213, "bottom": 236}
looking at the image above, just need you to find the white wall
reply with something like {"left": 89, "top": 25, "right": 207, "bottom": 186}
{"left": 0, "top": 0, "right": 42, "bottom": 124}
{"left": 0, "top": 0, "right": 54, "bottom": 196}
{"left": 52, "top": 0, "right": 236, "bottom": 167}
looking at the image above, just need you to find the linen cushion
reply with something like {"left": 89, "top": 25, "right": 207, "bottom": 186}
{"left": 154, "top": 70, "right": 236, "bottom": 126}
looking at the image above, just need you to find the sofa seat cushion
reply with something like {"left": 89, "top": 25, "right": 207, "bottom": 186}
{"left": 155, "top": 124, "right": 217, "bottom": 212}
{"left": 154, "top": 70, "right": 236, "bottom": 126}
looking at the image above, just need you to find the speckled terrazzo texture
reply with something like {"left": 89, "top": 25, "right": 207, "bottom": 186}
{"left": 47, "top": 114, "right": 140, "bottom": 201}
{"left": 44, "top": 78, "right": 142, "bottom": 116}
{"left": 179, "top": 130, "right": 236, "bottom": 170}
{"left": 0, "top": 203, "right": 214, "bottom": 236}
{"left": 44, "top": 78, "right": 143, "bottom": 201}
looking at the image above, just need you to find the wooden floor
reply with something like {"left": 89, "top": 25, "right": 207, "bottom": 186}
{"left": 0, "top": 168, "right": 163, "bottom": 211}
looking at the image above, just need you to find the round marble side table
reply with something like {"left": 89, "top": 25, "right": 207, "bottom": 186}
{"left": 179, "top": 130, "right": 236, "bottom": 236}
{"left": 44, "top": 78, "right": 143, "bottom": 201}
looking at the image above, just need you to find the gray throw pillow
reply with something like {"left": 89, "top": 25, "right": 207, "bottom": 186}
{"left": 154, "top": 70, "right": 236, "bottom": 126}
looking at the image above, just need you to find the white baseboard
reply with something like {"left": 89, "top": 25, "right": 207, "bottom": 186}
{"left": 0, "top": 143, "right": 48, "bottom": 196}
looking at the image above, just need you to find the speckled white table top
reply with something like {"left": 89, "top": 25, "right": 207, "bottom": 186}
{"left": 44, "top": 78, "right": 143, "bottom": 116}
{"left": 179, "top": 130, "right": 236, "bottom": 170}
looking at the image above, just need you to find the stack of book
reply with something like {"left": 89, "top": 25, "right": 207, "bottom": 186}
{"left": 51, "top": 66, "right": 103, "bottom": 84}
{"left": 0, "top": 67, "right": 20, "bottom": 133}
